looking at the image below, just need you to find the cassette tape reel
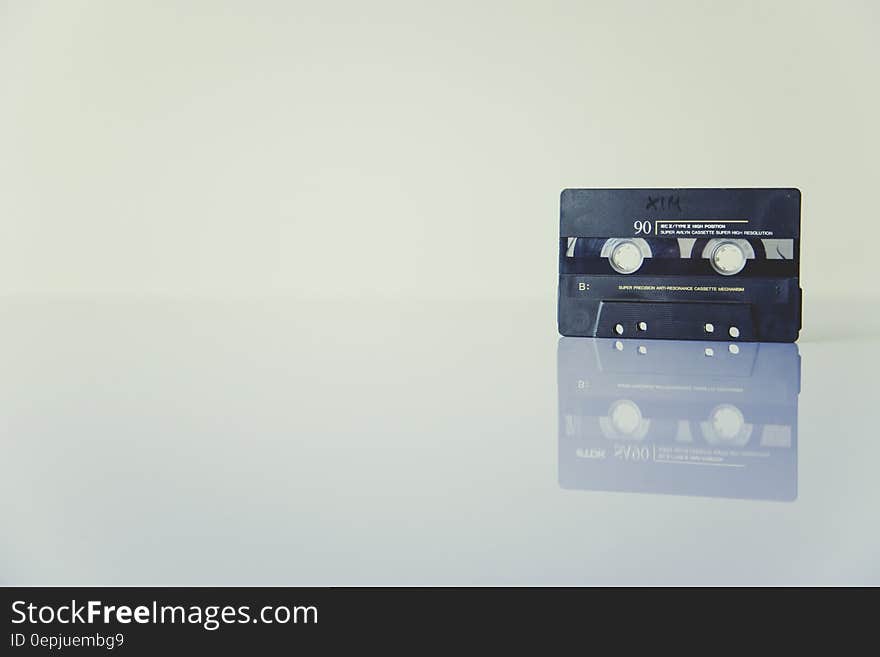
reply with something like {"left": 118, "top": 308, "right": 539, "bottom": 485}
{"left": 558, "top": 189, "right": 802, "bottom": 342}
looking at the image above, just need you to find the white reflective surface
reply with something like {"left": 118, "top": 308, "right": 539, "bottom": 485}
{"left": 2, "top": 299, "right": 878, "bottom": 585}
{"left": 559, "top": 338, "right": 799, "bottom": 501}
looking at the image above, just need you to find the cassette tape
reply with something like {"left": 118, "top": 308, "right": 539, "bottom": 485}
{"left": 558, "top": 338, "right": 800, "bottom": 501}
{"left": 558, "top": 188, "right": 802, "bottom": 342}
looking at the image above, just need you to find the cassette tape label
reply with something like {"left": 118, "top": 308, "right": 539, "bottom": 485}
{"left": 653, "top": 221, "right": 757, "bottom": 237}
{"left": 558, "top": 189, "right": 801, "bottom": 342}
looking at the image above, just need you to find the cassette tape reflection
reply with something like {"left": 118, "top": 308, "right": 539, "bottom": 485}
{"left": 558, "top": 189, "right": 802, "bottom": 342}
{"left": 558, "top": 338, "right": 800, "bottom": 501}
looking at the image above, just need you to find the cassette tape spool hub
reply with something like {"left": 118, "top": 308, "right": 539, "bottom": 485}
{"left": 709, "top": 240, "right": 747, "bottom": 276}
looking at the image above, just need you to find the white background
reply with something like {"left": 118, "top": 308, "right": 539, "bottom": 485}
{"left": 2, "top": 0, "right": 878, "bottom": 305}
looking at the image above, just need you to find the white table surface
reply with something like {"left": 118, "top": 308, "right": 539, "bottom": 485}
{"left": 2, "top": 297, "right": 876, "bottom": 585}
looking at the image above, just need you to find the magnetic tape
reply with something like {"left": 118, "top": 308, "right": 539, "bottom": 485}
{"left": 558, "top": 188, "right": 802, "bottom": 342}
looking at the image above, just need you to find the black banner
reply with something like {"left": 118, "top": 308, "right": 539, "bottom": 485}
{"left": 2, "top": 587, "right": 597, "bottom": 653}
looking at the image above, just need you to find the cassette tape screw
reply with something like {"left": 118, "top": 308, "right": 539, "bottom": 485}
{"left": 729, "top": 344, "right": 740, "bottom": 354}
{"left": 614, "top": 323, "right": 624, "bottom": 335}
{"left": 729, "top": 326, "right": 740, "bottom": 338}
{"left": 638, "top": 345, "right": 647, "bottom": 355}
{"left": 704, "top": 323, "right": 715, "bottom": 333}
{"left": 615, "top": 341, "right": 624, "bottom": 351}
{"left": 704, "top": 347, "right": 715, "bottom": 357}
{"left": 638, "top": 321, "right": 648, "bottom": 331}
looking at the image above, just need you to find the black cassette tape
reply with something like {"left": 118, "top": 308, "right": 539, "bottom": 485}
{"left": 558, "top": 188, "right": 802, "bottom": 342}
